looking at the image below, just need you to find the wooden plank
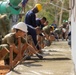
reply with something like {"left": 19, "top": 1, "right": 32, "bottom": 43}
{"left": 0, "top": 65, "right": 10, "bottom": 69}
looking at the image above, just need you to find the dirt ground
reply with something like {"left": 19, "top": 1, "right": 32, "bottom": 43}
{"left": 0, "top": 40, "right": 75, "bottom": 75}
{"left": 0, "top": 60, "right": 10, "bottom": 75}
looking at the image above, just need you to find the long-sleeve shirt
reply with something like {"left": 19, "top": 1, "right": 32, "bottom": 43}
{"left": 25, "top": 10, "right": 37, "bottom": 27}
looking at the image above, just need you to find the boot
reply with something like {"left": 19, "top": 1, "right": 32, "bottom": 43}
{"left": 36, "top": 54, "right": 43, "bottom": 59}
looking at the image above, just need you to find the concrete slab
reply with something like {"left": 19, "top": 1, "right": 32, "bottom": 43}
{"left": 6, "top": 40, "right": 75, "bottom": 75}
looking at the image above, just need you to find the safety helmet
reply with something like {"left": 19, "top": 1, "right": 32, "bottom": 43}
{"left": 14, "top": 22, "right": 28, "bottom": 32}
{"left": 35, "top": 4, "right": 42, "bottom": 11}
{"left": 50, "top": 26, "right": 54, "bottom": 30}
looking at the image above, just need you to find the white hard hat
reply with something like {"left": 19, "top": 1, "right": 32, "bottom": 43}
{"left": 14, "top": 22, "right": 28, "bottom": 32}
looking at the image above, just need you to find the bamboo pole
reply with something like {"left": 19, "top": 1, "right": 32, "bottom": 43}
{"left": 59, "top": 0, "right": 64, "bottom": 26}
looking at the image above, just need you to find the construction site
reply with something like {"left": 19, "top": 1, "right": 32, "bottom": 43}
{"left": 0, "top": 0, "right": 76, "bottom": 75}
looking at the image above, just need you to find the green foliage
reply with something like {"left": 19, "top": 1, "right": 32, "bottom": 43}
{"left": 62, "top": 12, "right": 69, "bottom": 22}
{"left": 37, "top": 10, "right": 54, "bottom": 25}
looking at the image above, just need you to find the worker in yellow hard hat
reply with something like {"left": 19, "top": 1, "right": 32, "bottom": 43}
{"left": 24, "top": 3, "right": 43, "bottom": 54}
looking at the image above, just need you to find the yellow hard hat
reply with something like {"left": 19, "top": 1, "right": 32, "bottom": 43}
{"left": 35, "top": 4, "right": 42, "bottom": 11}
{"left": 52, "top": 26, "right": 54, "bottom": 30}
{"left": 50, "top": 26, "right": 54, "bottom": 30}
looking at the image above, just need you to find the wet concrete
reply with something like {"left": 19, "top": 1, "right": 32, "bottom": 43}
{"left": 6, "top": 40, "right": 75, "bottom": 75}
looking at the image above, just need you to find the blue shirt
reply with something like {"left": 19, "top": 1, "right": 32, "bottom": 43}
{"left": 51, "top": 24, "right": 57, "bottom": 29}
{"left": 25, "top": 10, "right": 36, "bottom": 27}
{"left": 22, "top": 0, "right": 28, "bottom": 5}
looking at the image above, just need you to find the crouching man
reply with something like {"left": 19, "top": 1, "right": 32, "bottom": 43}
{"left": 1, "top": 22, "right": 43, "bottom": 65}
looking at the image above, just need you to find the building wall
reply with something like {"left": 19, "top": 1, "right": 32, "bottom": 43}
{"left": 70, "top": 0, "right": 76, "bottom": 72}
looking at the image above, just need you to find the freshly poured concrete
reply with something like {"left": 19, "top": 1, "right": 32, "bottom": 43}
{"left": 6, "top": 40, "right": 75, "bottom": 75}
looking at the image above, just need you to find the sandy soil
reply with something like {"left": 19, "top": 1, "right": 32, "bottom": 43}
{"left": 0, "top": 60, "right": 9, "bottom": 75}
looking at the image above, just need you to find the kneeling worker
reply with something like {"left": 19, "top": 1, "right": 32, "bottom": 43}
{"left": 1, "top": 22, "right": 43, "bottom": 65}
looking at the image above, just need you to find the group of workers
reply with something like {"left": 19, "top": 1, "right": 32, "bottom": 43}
{"left": 0, "top": 1, "right": 72, "bottom": 75}
{"left": 0, "top": 3, "right": 55, "bottom": 66}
